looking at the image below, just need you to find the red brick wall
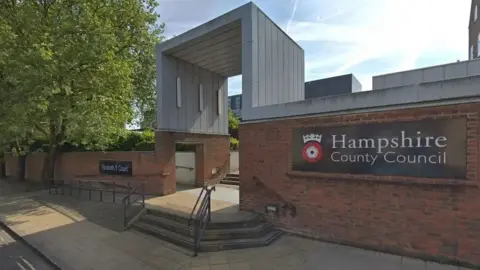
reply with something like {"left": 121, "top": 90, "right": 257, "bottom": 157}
{"left": 155, "top": 131, "right": 230, "bottom": 193}
{"left": 5, "top": 151, "right": 165, "bottom": 193}
{"left": 239, "top": 103, "right": 480, "bottom": 266}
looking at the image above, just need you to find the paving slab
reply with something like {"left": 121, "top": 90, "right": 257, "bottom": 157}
{"left": 0, "top": 190, "right": 468, "bottom": 270}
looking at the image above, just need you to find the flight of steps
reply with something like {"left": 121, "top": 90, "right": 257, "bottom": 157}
{"left": 219, "top": 173, "right": 239, "bottom": 186}
{"left": 131, "top": 209, "right": 282, "bottom": 253}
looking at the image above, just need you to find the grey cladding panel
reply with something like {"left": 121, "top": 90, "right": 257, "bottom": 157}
{"left": 255, "top": 10, "right": 305, "bottom": 107}
{"left": 158, "top": 55, "right": 228, "bottom": 134}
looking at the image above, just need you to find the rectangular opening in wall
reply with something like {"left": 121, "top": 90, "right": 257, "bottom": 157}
{"left": 199, "top": 84, "right": 204, "bottom": 112}
{"left": 176, "top": 77, "right": 181, "bottom": 108}
{"left": 217, "top": 89, "right": 222, "bottom": 115}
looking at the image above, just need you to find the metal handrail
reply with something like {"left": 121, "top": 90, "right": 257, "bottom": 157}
{"left": 192, "top": 185, "right": 215, "bottom": 256}
{"left": 122, "top": 183, "right": 145, "bottom": 227}
{"left": 188, "top": 187, "right": 206, "bottom": 226}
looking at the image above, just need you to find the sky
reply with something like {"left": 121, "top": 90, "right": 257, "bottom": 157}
{"left": 156, "top": 0, "right": 470, "bottom": 95}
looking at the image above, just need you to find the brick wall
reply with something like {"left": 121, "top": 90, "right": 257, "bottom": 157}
{"left": 5, "top": 151, "right": 167, "bottom": 193}
{"left": 155, "top": 131, "right": 230, "bottom": 193}
{"left": 239, "top": 103, "right": 480, "bottom": 266}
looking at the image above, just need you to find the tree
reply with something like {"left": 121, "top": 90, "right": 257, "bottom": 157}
{"left": 228, "top": 108, "right": 240, "bottom": 130}
{"left": 0, "top": 0, "right": 164, "bottom": 184}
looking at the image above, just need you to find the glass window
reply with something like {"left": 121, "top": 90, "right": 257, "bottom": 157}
{"left": 235, "top": 96, "right": 240, "bottom": 109}
{"left": 176, "top": 77, "right": 181, "bottom": 108}
{"left": 471, "top": 45, "right": 474, "bottom": 60}
{"left": 198, "top": 84, "right": 204, "bottom": 112}
{"left": 477, "top": 34, "right": 480, "bottom": 57}
{"left": 475, "top": 5, "right": 478, "bottom": 21}
{"left": 217, "top": 90, "right": 222, "bottom": 115}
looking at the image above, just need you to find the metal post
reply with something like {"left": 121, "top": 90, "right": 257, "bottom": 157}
{"left": 113, "top": 182, "right": 116, "bottom": 203}
{"left": 207, "top": 199, "right": 211, "bottom": 222}
{"left": 124, "top": 203, "right": 127, "bottom": 227}
{"left": 89, "top": 189, "right": 91, "bottom": 200}
{"left": 142, "top": 183, "right": 145, "bottom": 207}
{"left": 100, "top": 190, "right": 103, "bottom": 202}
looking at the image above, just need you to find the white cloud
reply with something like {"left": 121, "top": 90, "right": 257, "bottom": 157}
{"left": 157, "top": 0, "right": 470, "bottom": 93}
{"left": 288, "top": 0, "right": 470, "bottom": 89}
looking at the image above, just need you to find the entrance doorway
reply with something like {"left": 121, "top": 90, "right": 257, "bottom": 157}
{"left": 174, "top": 142, "right": 203, "bottom": 191}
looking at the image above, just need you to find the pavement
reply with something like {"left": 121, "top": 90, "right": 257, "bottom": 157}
{"left": 0, "top": 228, "right": 53, "bottom": 270}
{"left": 0, "top": 182, "right": 473, "bottom": 270}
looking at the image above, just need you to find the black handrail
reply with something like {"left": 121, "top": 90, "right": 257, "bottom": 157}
{"left": 191, "top": 185, "right": 215, "bottom": 256}
{"left": 188, "top": 187, "right": 206, "bottom": 227}
{"left": 48, "top": 180, "right": 132, "bottom": 203}
{"left": 122, "top": 183, "right": 145, "bottom": 228}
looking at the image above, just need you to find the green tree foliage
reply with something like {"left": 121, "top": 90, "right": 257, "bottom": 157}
{"left": 228, "top": 108, "right": 240, "bottom": 149}
{"left": 228, "top": 108, "right": 240, "bottom": 130}
{"left": 0, "top": 0, "right": 164, "bottom": 183}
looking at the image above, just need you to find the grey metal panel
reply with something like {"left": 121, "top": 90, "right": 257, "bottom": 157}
{"left": 240, "top": 2, "right": 253, "bottom": 116}
{"left": 157, "top": 3, "right": 248, "bottom": 52}
{"left": 158, "top": 55, "right": 227, "bottom": 134}
{"left": 372, "top": 76, "right": 385, "bottom": 90}
{"left": 351, "top": 74, "right": 363, "bottom": 92}
{"left": 161, "top": 55, "right": 178, "bottom": 129}
{"left": 445, "top": 62, "right": 467, "bottom": 80}
{"left": 422, "top": 66, "right": 444, "bottom": 83}
{"left": 257, "top": 11, "right": 266, "bottom": 106}
{"left": 372, "top": 59, "right": 480, "bottom": 90}
{"left": 241, "top": 76, "right": 480, "bottom": 121}
{"left": 402, "top": 70, "right": 422, "bottom": 86}
{"left": 254, "top": 11, "right": 305, "bottom": 107}
{"left": 264, "top": 13, "right": 272, "bottom": 106}
{"left": 468, "top": 60, "right": 480, "bottom": 76}
{"left": 156, "top": 51, "right": 164, "bottom": 129}
{"left": 192, "top": 65, "right": 201, "bottom": 132}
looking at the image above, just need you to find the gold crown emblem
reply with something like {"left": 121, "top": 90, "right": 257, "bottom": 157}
{"left": 303, "top": 134, "right": 322, "bottom": 143}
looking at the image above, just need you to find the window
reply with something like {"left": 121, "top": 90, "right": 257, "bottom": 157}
{"left": 471, "top": 45, "right": 474, "bottom": 60}
{"left": 478, "top": 34, "right": 480, "bottom": 57}
{"left": 475, "top": 5, "right": 478, "bottom": 21}
{"left": 198, "top": 84, "right": 204, "bottom": 112}
{"left": 217, "top": 89, "right": 222, "bottom": 115}
{"left": 176, "top": 77, "right": 181, "bottom": 108}
{"left": 235, "top": 96, "right": 240, "bottom": 109}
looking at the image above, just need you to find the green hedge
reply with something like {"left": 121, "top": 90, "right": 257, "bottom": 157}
{"left": 27, "top": 129, "right": 239, "bottom": 152}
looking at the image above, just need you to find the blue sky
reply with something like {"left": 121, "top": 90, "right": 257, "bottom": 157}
{"left": 156, "top": 0, "right": 470, "bottom": 95}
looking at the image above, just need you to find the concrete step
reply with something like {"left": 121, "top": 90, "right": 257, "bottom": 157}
{"left": 132, "top": 221, "right": 194, "bottom": 250}
{"left": 219, "top": 180, "right": 239, "bottom": 186}
{"left": 226, "top": 173, "right": 239, "bottom": 178}
{"left": 145, "top": 209, "right": 265, "bottom": 230}
{"left": 139, "top": 214, "right": 274, "bottom": 241}
{"left": 199, "top": 230, "right": 283, "bottom": 252}
{"left": 132, "top": 221, "right": 283, "bottom": 252}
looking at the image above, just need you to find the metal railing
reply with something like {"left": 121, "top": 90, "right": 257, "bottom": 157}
{"left": 48, "top": 180, "right": 132, "bottom": 203}
{"left": 48, "top": 180, "right": 147, "bottom": 228}
{"left": 122, "top": 183, "right": 145, "bottom": 228}
{"left": 188, "top": 185, "right": 215, "bottom": 256}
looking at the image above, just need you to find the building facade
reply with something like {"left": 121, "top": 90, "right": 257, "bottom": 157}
{"left": 469, "top": 0, "right": 480, "bottom": 59}
{"left": 228, "top": 74, "right": 362, "bottom": 118}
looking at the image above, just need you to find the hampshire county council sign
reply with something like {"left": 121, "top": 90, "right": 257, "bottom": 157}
{"left": 291, "top": 118, "right": 467, "bottom": 179}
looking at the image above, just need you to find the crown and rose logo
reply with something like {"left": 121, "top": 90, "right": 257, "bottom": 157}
{"left": 302, "top": 133, "right": 323, "bottom": 163}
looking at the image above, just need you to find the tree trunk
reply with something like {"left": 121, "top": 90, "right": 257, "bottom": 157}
{"left": 17, "top": 154, "right": 26, "bottom": 181}
{"left": 41, "top": 120, "right": 66, "bottom": 186}
{"left": 42, "top": 145, "right": 59, "bottom": 186}
{"left": 0, "top": 160, "right": 5, "bottom": 178}
{"left": 13, "top": 143, "right": 26, "bottom": 181}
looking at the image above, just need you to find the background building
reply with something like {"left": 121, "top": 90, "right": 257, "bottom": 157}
{"left": 228, "top": 74, "right": 363, "bottom": 118}
{"left": 469, "top": 0, "right": 480, "bottom": 59}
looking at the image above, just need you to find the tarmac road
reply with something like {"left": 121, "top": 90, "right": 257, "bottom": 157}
{"left": 0, "top": 228, "right": 53, "bottom": 270}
